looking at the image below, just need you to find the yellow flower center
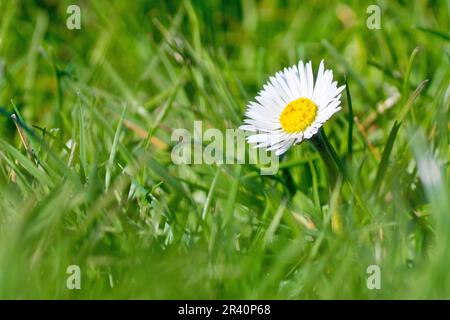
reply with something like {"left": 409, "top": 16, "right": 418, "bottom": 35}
{"left": 279, "top": 98, "right": 318, "bottom": 133}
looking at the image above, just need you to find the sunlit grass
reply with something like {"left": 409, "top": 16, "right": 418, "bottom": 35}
{"left": 0, "top": 0, "right": 448, "bottom": 299}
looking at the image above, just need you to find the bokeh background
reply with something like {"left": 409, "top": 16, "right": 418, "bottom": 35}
{"left": 0, "top": 0, "right": 448, "bottom": 299}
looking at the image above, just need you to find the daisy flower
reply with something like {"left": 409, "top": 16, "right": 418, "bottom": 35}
{"left": 240, "top": 60, "right": 345, "bottom": 155}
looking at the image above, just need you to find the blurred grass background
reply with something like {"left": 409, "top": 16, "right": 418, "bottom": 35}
{"left": 0, "top": 0, "right": 448, "bottom": 299}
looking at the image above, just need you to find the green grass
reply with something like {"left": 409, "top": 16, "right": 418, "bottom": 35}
{"left": 0, "top": 0, "right": 448, "bottom": 299}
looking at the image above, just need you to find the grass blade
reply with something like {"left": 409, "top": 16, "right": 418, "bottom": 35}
{"left": 105, "top": 105, "right": 126, "bottom": 191}
{"left": 345, "top": 76, "right": 353, "bottom": 161}
{"left": 372, "top": 121, "right": 402, "bottom": 193}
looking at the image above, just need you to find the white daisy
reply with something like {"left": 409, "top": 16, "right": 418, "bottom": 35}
{"left": 240, "top": 60, "right": 345, "bottom": 155}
